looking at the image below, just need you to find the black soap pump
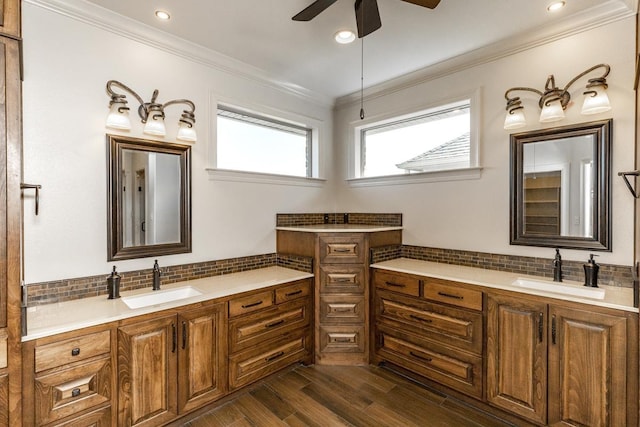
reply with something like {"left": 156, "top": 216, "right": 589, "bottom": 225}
{"left": 107, "top": 266, "right": 121, "bottom": 299}
{"left": 152, "top": 260, "right": 162, "bottom": 291}
{"left": 584, "top": 254, "right": 600, "bottom": 288}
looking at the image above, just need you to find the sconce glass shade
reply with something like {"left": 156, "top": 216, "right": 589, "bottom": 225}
{"left": 176, "top": 122, "right": 197, "bottom": 142}
{"left": 106, "top": 104, "right": 131, "bottom": 130}
{"left": 581, "top": 90, "right": 611, "bottom": 115}
{"left": 143, "top": 115, "right": 166, "bottom": 136}
{"left": 504, "top": 109, "right": 527, "bottom": 130}
{"left": 539, "top": 99, "right": 565, "bottom": 123}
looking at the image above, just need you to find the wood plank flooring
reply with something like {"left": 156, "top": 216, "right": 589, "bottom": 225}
{"left": 184, "top": 365, "right": 514, "bottom": 427}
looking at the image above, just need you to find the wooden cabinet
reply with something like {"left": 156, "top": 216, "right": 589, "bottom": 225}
{"left": 118, "top": 302, "right": 227, "bottom": 426}
{"left": 0, "top": 0, "right": 19, "bottom": 38}
{"left": 118, "top": 315, "right": 177, "bottom": 427}
{"left": 373, "top": 269, "right": 484, "bottom": 399}
{"left": 277, "top": 228, "right": 402, "bottom": 366}
{"left": 486, "top": 293, "right": 547, "bottom": 424}
{"left": 22, "top": 328, "right": 114, "bottom": 426}
{"left": 487, "top": 292, "right": 638, "bottom": 426}
{"left": 228, "top": 279, "right": 312, "bottom": 390}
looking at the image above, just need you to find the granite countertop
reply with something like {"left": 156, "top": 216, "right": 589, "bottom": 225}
{"left": 24, "top": 266, "right": 313, "bottom": 342}
{"left": 371, "top": 258, "right": 637, "bottom": 313}
{"left": 276, "top": 224, "right": 403, "bottom": 232}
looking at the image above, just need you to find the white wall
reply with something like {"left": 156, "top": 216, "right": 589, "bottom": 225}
{"left": 333, "top": 17, "right": 637, "bottom": 266}
{"left": 21, "top": 2, "right": 335, "bottom": 283}
{"left": 22, "top": 3, "right": 637, "bottom": 285}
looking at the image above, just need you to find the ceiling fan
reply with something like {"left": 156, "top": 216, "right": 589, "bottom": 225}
{"left": 292, "top": 0, "right": 441, "bottom": 38}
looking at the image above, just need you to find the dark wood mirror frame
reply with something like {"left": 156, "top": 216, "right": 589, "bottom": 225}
{"left": 107, "top": 134, "right": 192, "bottom": 261}
{"left": 510, "top": 119, "right": 612, "bottom": 251}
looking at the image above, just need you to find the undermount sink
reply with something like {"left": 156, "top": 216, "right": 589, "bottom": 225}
{"left": 122, "top": 286, "right": 203, "bottom": 309}
{"left": 512, "top": 278, "right": 605, "bottom": 300}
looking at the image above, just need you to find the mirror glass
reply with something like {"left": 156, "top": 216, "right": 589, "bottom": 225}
{"left": 510, "top": 119, "right": 611, "bottom": 251}
{"left": 108, "top": 135, "right": 191, "bottom": 261}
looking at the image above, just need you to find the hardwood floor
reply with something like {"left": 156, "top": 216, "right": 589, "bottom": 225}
{"left": 184, "top": 364, "right": 514, "bottom": 427}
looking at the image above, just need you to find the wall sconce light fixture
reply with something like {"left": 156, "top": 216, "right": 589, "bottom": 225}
{"left": 105, "top": 80, "right": 197, "bottom": 142}
{"left": 503, "top": 63, "right": 611, "bottom": 130}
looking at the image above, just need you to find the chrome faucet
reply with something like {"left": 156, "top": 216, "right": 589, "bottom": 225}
{"left": 553, "top": 248, "right": 563, "bottom": 282}
{"left": 152, "top": 260, "right": 162, "bottom": 290}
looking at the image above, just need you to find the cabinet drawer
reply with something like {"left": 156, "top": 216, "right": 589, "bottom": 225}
{"left": 319, "top": 295, "right": 365, "bottom": 324}
{"left": 376, "top": 326, "right": 482, "bottom": 398}
{"left": 34, "top": 356, "right": 112, "bottom": 425}
{"left": 229, "top": 290, "right": 274, "bottom": 318}
{"left": 53, "top": 405, "right": 111, "bottom": 427}
{"left": 376, "top": 290, "right": 482, "bottom": 354}
{"left": 229, "top": 298, "right": 310, "bottom": 353}
{"left": 35, "top": 330, "right": 111, "bottom": 373}
{"left": 373, "top": 270, "right": 420, "bottom": 297}
{"left": 229, "top": 329, "right": 311, "bottom": 390}
{"left": 275, "top": 279, "right": 311, "bottom": 304}
{"left": 319, "top": 234, "right": 365, "bottom": 264}
{"left": 319, "top": 325, "right": 366, "bottom": 354}
{"left": 320, "top": 266, "right": 365, "bottom": 294}
{"left": 423, "top": 278, "right": 483, "bottom": 311}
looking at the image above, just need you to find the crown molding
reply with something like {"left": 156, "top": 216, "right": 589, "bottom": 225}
{"left": 24, "top": 0, "right": 334, "bottom": 108}
{"left": 335, "top": 0, "right": 636, "bottom": 109}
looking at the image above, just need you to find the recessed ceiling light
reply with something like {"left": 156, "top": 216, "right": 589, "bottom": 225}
{"left": 334, "top": 30, "right": 356, "bottom": 44}
{"left": 547, "top": 1, "right": 565, "bottom": 12}
{"left": 155, "top": 10, "right": 171, "bottom": 21}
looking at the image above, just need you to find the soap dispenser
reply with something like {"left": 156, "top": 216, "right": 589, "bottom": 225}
{"left": 107, "top": 266, "right": 121, "bottom": 299}
{"left": 152, "top": 260, "right": 162, "bottom": 291}
{"left": 583, "top": 254, "right": 600, "bottom": 288}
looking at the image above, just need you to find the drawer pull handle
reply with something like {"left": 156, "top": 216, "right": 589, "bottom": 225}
{"left": 242, "top": 301, "right": 263, "bottom": 309}
{"left": 333, "top": 307, "right": 353, "bottom": 313}
{"left": 409, "top": 351, "right": 432, "bottom": 363}
{"left": 334, "top": 337, "right": 353, "bottom": 343}
{"left": 265, "top": 320, "right": 285, "bottom": 328}
{"left": 71, "top": 348, "right": 80, "bottom": 356}
{"left": 332, "top": 248, "right": 352, "bottom": 253}
{"left": 437, "top": 291, "right": 463, "bottom": 300}
{"left": 285, "top": 290, "right": 303, "bottom": 297}
{"left": 172, "top": 323, "right": 177, "bottom": 353}
{"left": 71, "top": 388, "right": 81, "bottom": 398}
{"left": 333, "top": 278, "right": 353, "bottom": 283}
{"left": 385, "top": 281, "right": 406, "bottom": 288}
{"left": 410, "top": 314, "right": 433, "bottom": 323}
{"left": 265, "top": 351, "right": 285, "bottom": 362}
{"left": 182, "top": 321, "right": 187, "bottom": 350}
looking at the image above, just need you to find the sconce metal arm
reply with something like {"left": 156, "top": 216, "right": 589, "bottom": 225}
{"left": 503, "top": 63, "right": 610, "bottom": 112}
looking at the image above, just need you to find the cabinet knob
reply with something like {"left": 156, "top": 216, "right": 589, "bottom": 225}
{"left": 71, "top": 348, "right": 80, "bottom": 356}
{"left": 71, "top": 388, "right": 81, "bottom": 398}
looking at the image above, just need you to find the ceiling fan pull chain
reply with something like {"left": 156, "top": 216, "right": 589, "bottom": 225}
{"left": 360, "top": 18, "right": 365, "bottom": 120}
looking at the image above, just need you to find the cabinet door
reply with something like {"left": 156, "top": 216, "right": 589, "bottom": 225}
{"left": 486, "top": 294, "right": 547, "bottom": 425}
{"left": 0, "top": 0, "right": 19, "bottom": 38}
{"left": 118, "top": 316, "right": 177, "bottom": 427}
{"left": 178, "top": 303, "right": 227, "bottom": 414}
{"left": 548, "top": 306, "right": 629, "bottom": 427}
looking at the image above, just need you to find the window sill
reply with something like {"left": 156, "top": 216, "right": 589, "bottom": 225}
{"left": 347, "top": 167, "right": 483, "bottom": 187}
{"left": 206, "top": 168, "right": 326, "bottom": 187}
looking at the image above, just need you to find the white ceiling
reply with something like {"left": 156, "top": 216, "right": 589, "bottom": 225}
{"left": 83, "top": 0, "right": 634, "bottom": 101}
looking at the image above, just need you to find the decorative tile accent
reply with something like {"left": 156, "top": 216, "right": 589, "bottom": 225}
{"left": 370, "top": 245, "right": 403, "bottom": 264}
{"left": 400, "top": 245, "right": 634, "bottom": 287}
{"left": 276, "top": 254, "right": 314, "bottom": 273}
{"left": 276, "top": 213, "right": 402, "bottom": 227}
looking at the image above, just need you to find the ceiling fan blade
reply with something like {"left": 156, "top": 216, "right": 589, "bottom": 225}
{"left": 400, "top": 0, "right": 441, "bottom": 9}
{"left": 355, "top": 0, "right": 382, "bottom": 38}
{"left": 292, "top": 0, "right": 339, "bottom": 21}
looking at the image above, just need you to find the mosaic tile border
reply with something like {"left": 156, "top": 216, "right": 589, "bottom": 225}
{"left": 26, "top": 253, "right": 310, "bottom": 306}
{"left": 276, "top": 213, "right": 402, "bottom": 227}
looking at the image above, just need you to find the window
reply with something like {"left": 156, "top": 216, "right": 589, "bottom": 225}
{"left": 357, "top": 99, "right": 473, "bottom": 178}
{"left": 216, "top": 106, "right": 312, "bottom": 178}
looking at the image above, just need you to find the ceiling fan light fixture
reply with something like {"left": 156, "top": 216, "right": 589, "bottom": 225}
{"left": 546, "top": 1, "right": 565, "bottom": 12}
{"left": 334, "top": 30, "right": 356, "bottom": 44}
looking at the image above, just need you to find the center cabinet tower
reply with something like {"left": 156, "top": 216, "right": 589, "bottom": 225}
{"left": 276, "top": 224, "right": 402, "bottom": 365}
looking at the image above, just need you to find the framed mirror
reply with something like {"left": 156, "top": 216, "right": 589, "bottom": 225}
{"left": 510, "top": 119, "right": 611, "bottom": 251}
{"left": 107, "top": 134, "right": 191, "bottom": 261}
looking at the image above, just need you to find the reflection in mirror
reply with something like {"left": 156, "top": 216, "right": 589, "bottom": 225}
{"left": 511, "top": 119, "right": 611, "bottom": 251}
{"left": 108, "top": 135, "right": 191, "bottom": 261}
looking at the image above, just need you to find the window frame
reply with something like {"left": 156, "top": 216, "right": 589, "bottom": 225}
{"left": 348, "top": 89, "right": 482, "bottom": 186}
{"left": 207, "top": 98, "right": 324, "bottom": 186}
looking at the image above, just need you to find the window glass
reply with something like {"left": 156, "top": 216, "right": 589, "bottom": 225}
{"left": 217, "top": 107, "right": 312, "bottom": 177}
{"left": 360, "top": 101, "right": 471, "bottom": 177}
